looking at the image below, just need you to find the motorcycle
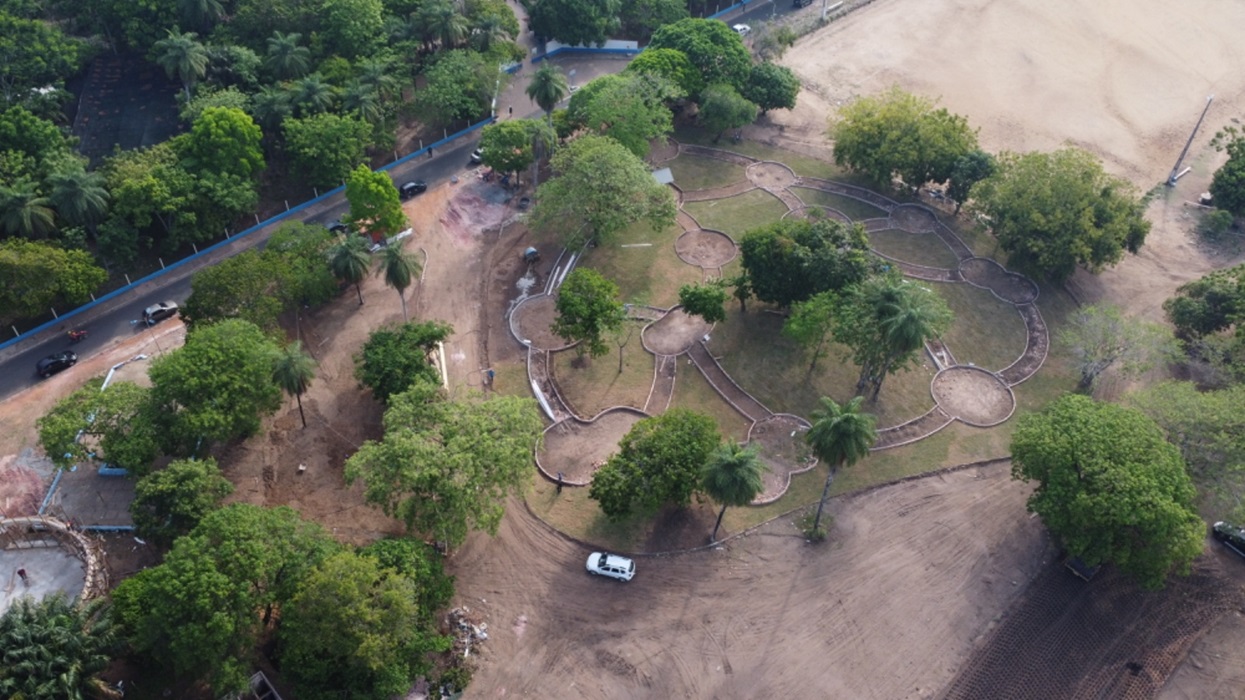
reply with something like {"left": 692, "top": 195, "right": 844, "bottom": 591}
{"left": 68, "top": 329, "right": 88, "bottom": 343}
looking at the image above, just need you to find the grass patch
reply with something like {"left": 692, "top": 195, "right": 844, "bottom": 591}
{"left": 721, "top": 461, "right": 830, "bottom": 534}
{"left": 868, "top": 229, "right": 962, "bottom": 269}
{"left": 674, "top": 126, "right": 854, "bottom": 182}
{"left": 684, "top": 189, "right": 789, "bottom": 240}
{"left": 550, "top": 327, "right": 654, "bottom": 417}
{"left": 527, "top": 470, "right": 655, "bottom": 551}
{"left": 933, "top": 281, "right": 1029, "bottom": 371}
{"left": 670, "top": 359, "right": 752, "bottom": 442}
{"left": 667, "top": 154, "right": 747, "bottom": 191}
{"left": 582, "top": 220, "right": 702, "bottom": 307}
{"left": 792, "top": 186, "right": 888, "bottom": 221}
{"left": 708, "top": 306, "right": 935, "bottom": 427}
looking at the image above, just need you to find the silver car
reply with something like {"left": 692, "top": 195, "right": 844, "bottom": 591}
{"left": 586, "top": 552, "right": 635, "bottom": 581}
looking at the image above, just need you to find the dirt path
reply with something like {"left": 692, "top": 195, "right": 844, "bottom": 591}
{"left": 453, "top": 461, "right": 1047, "bottom": 699}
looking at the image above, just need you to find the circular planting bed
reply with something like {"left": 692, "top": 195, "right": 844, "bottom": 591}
{"left": 512, "top": 295, "right": 568, "bottom": 351}
{"left": 783, "top": 206, "right": 852, "bottom": 223}
{"left": 537, "top": 408, "right": 647, "bottom": 484}
{"left": 747, "top": 414, "right": 815, "bottom": 504}
{"left": 890, "top": 204, "right": 939, "bottom": 233}
{"left": 642, "top": 309, "right": 712, "bottom": 356}
{"left": 746, "top": 161, "right": 798, "bottom": 191}
{"left": 675, "top": 228, "right": 738, "bottom": 268}
{"left": 930, "top": 366, "right": 1016, "bottom": 427}
{"left": 958, "top": 258, "right": 1039, "bottom": 304}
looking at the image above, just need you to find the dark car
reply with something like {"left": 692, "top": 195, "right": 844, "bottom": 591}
{"left": 794, "top": 0, "right": 813, "bottom": 6}
{"left": 1213, "top": 521, "right": 1245, "bottom": 559}
{"left": 327, "top": 220, "right": 350, "bottom": 235}
{"left": 143, "top": 301, "right": 179, "bottom": 325}
{"left": 400, "top": 181, "right": 427, "bottom": 199}
{"left": 36, "top": 350, "right": 77, "bottom": 378}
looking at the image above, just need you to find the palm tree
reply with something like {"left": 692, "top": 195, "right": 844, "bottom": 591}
{"left": 0, "top": 593, "right": 117, "bottom": 700}
{"left": 376, "top": 243, "right": 423, "bottom": 322}
{"left": 805, "top": 396, "right": 877, "bottom": 534}
{"left": 289, "top": 74, "right": 336, "bottom": 116}
{"left": 419, "top": 1, "right": 469, "bottom": 49}
{"left": 178, "top": 0, "right": 223, "bottom": 32}
{"left": 329, "top": 234, "right": 371, "bottom": 306}
{"left": 273, "top": 341, "right": 317, "bottom": 428}
{"left": 153, "top": 28, "right": 209, "bottom": 101}
{"left": 343, "top": 81, "right": 384, "bottom": 124}
{"left": 0, "top": 179, "right": 56, "bottom": 238}
{"left": 249, "top": 86, "right": 292, "bottom": 133}
{"left": 526, "top": 63, "right": 569, "bottom": 122}
{"left": 702, "top": 442, "right": 765, "bottom": 542}
{"left": 265, "top": 31, "right": 311, "bottom": 80}
{"left": 46, "top": 168, "right": 109, "bottom": 228}
{"left": 857, "top": 280, "right": 952, "bottom": 401}
{"left": 471, "top": 14, "right": 512, "bottom": 52}
{"left": 355, "top": 58, "right": 401, "bottom": 102}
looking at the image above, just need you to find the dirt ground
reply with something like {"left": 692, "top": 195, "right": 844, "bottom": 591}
{"left": 453, "top": 461, "right": 1048, "bottom": 698}
{"left": 931, "top": 367, "right": 1015, "bottom": 426}
{"left": 772, "top": 0, "right": 1245, "bottom": 322}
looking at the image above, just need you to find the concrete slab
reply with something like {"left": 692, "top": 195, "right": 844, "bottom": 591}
{"left": 43, "top": 467, "right": 134, "bottom": 528}
{"left": 1, "top": 546, "right": 87, "bottom": 615}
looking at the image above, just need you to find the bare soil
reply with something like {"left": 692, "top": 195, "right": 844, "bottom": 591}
{"left": 537, "top": 410, "right": 645, "bottom": 485}
{"left": 745, "top": 161, "right": 797, "bottom": 190}
{"left": 746, "top": 414, "right": 814, "bottom": 503}
{"left": 675, "top": 229, "right": 738, "bottom": 268}
{"left": 641, "top": 309, "right": 712, "bottom": 356}
{"left": 512, "top": 294, "right": 566, "bottom": 351}
{"left": 931, "top": 367, "right": 1016, "bottom": 427}
{"left": 890, "top": 204, "right": 939, "bottom": 234}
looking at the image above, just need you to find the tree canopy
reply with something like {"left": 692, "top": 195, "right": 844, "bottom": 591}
{"left": 783, "top": 290, "right": 838, "bottom": 374}
{"left": 528, "top": 0, "right": 621, "bottom": 47}
{"left": 678, "top": 281, "right": 728, "bottom": 325}
{"left": 1059, "top": 304, "right": 1177, "bottom": 390}
{"left": 178, "top": 106, "right": 264, "bottom": 180}
{"left": 283, "top": 113, "right": 373, "bottom": 189}
{"left": 742, "top": 62, "right": 799, "bottom": 115}
{"left": 355, "top": 321, "right": 452, "bottom": 403}
{"left": 1210, "top": 128, "right": 1245, "bottom": 218}
{"left": 831, "top": 87, "right": 978, "bottom": 188}
{"left": 1163, "top": 262, "right": 1245, "bottom": 339}
{"left": 697, "top": 83, "right": 757, "bottom": 141}
{"left": 969, "top": 147, "right": 1150, "bottom": 283}
{"left": 701, "top": 442, "right": 764, "bottom": 541}
{"left": 0, "top": 594, "right": 116, "bottom": 700}
{"left": 529, "top": 134, "right": 677, "bottom": 248}
{"left": 553, "top": 267, "right": 624, "bottom": 357}
{"left": 417, "top": 49, "right": 496, "bottom": 127}
{"left": 625, "top": 47, "right": 703, "bottom": 98}
{"left": 567, "top": 72, "right": 678, "bottom": 158}
{"left": 0, "top": 238, "right": 106, "bottom": 322}
{"left": 1010, "top": 394, "right": 1205, "bottom": 590}
{"left": 647, "top": 18, "right": 751, "bottom": 95}
{"left": 739, "top": 217, "right": 876, "bottom": 308}
{"left": 37, "top": 378, "right": 161, "bottom": 472}
{"left": 345, "top": 378, "right": 543, "bottom": 546}
{"left": 344, "top": 163, "right": 407, "bottom": 240}
{"left": 183, "top": 249, "right": 286, "bottom": 331}
{"left": 805, "top": 395, "right": 876, "bottom": 533}
{"left": 479, "top": 119, "right": 535, "bottom": 175}
{"left": 130, "top": 457, "right": 234, "bottom": 545}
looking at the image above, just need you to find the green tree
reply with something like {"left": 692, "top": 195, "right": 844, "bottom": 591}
{"left": 1011, "top": 394, "right": 1205, "bottom": 590}
{"left": 751, "top": 25, "right": 797, "bottom": 62}
{"left": 479, "top": 119, "right": 535, "bottom": 177}
{"left": 1209, "top": 129, "right": 1245, "bottom": 217}
{"left": 589, "top": 408, "right": 721, "bottom": 519}
{"left": 0, "top": 106, "right": 71, "bottom": 181}
{"left": 149, "top": 319, "right": 283, "bottom": 450}
{"left": 0, "top": 178, "right": 55, "bottom": 237}
{"left": 946, "top": 149, "right": 996, "bottom": 214}
{"left": 742, "top": 62, "right": 800, "bottom": 115}
{"left": 1059, "top": 304, "right": 1178, "bottom": 391}
{"left": 46, "top": 165, "right": 110, "bottom": 228}
{"left": 697, "top": 83, "right": 757, "bottom": 142}
{"left": 329, "top": 232, "right": 372, "bottom": 305}
{"left": 203, "top": 44, "right": 261, "bottom": 90}
{"left": 566, "top": 72, "right": 679, "bottom": 157}
{"left": 345, "top": 378, "right": 544, "bottom": 546}
{"left": 831, "top": 86, "right": 978, "bottom": 188}
{"left": 284, "top": 112, "right": 372, "bottom": 190}
{"left": 356, "top": 321, "right": 453, "bottom": 402}
{"left": 112, "top": 504, "right": 340, "bottom": 692}
{"left": 678, "top": 281, "right": 727, "bottom": 324}
{"left": 530, "top": 134, "right": 677, "bottom": 248}
{"left": 805, "top": 396, "right": 876, "bottom": 535}
{"left": 783, "top": 290, "right": 838, "bottom": 375}
{"left": 37, "top": 379, "right": 161, "bottom": 472}
{"left": 279, "top": 551, "right": 451, "bottom": 700}
{"left": 525, "top": 62, "right": 569, "bottom": 122}
{"left": 625, "top": 47, "right": 703, "bottom": 98}
{"left": 0, "top": 594, "right": 116, "bottom": 700}
{"left": 648, "top": 18, "right": 751, "bottom": 95}
{"left": 273, "top": 341, "right": 317, "bottom": 428}
{"left": 179, "top": 106, "right": 264, "bottom": 179}
{"left": 554, "top": 267, "right": 624, "bottom": 357}
{"left": 702, "top": 442, "right": 764, "bottom": 541}
{"left": 344, "top": 164, "right": 407, "bottom": 242}
{"left": 267, "top": 221, "right": 338, "bottom": 309}
{"left": 152, "top": 29, "right": 209, "bottom": 101}
{"left": 103, "top": 142, "right": 224, "bottom": 251}
{"left": 836, "top": 276, "right": 953, "bottom": 401}
{"left": 0, "top": 13, "right": 84, "bottom": 105}
{"left": 376, "top": 243, "right": 422, "bottom": 322}
{"left": 969, "top": 147, "right": 1150, "bottom": 283}
{"left": 130, "top": 457, "right": 234, "bottom": 545}
{"left": 619, "top": 0, "right": 687, "bottom": 39}
{"left": 178, "top": 0, "right": 225, "bottom": 33}
{"left": 413, "top": 0, "right": 470, "bottom": 49}
{"left": 529, "top": 0, "right": 621, "bottom": 47}
{"left": 1163, "top": 262, "right": 1245, "bottom": 340}
{"left": 287, "top": 73, "right": 337, "bottom": 116}
{"left": 417, "top": 49, "right": 495, "bottom": 127}
{"left": 320, "top": 0, "right": 384, "bottom": 58}
{"left": 739, "top": 217, "right": 876, "bottom": 308}
{"left": 183, "top": 249, "right": 286, "bottom": 331}
{"left": 360, "top": 537, "right": 455, "bottom": 621}
{"left": 0, "top": 238, "right": 107, "bottom": 321}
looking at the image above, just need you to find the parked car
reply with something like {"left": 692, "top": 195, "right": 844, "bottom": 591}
{"left": 470, "top": 147, "right": 484, "bottom": 164}
{"left": 143, "top": 301, "right": 179, "bottom": 325}
{"left": 732, "top": 23, "right": 751, "bottom": 36}
{"left": 36, "top": 350, "right": 77, "bottom": 378}
{"left": 399, "top": 181, "right": 427, "bottom": 199}
{"left": 793, "top": 0, "right": 813, "bottom": 7}
{"left": 586, "top": 552, "right": 635, "bottom": 581}
{"left": 1213, "top": 521, "right": 1245, "bottom": 559}
{"left": 327, "top": 220, "right": 349, "bottom": 235}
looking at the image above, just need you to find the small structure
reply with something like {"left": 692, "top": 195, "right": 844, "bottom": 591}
{"left": 652, "top": 167, "right": 674, "bottom": 186}
{"left": 523, "top": 247, "right": 540, "bottom": 264}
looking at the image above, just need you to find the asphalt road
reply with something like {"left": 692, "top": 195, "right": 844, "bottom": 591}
{"left": 0, "top": 138, "right": 483, "bottom": 400}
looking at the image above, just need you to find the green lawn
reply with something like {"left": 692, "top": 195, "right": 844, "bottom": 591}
{"left": 792, "top": 186, "right": 889, "bottom": 221}
{"left": 667, "top": 154, "right": 747, "bottom": 191}
{"left": 869, "top": 229, "right": 962, "bottom": 269}
{"left": 670, "top": 358, "right": 753, "bottom": 443}
{"left": 934, "top": 281, "right": 1029, "bottom": 371}
{"left": 673, "top": 126, "right": 856, "bottom": 182}
{"left": 580, "top": 220, "right": 703, "bottom": 308}
{"left": 550, "top": 325, "right": 654, "bottom": 418}
{"left": 684, "top": 189, "right": 790, "bottom": 240}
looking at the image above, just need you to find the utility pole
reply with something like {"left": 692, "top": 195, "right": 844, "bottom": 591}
{"left": 1167, "top": 95, "right": 1214, "bottom": 187}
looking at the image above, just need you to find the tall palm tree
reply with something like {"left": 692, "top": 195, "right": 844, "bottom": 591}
{"left": 329, "top": 234, "right": 371, "bottom": 306}
{"left": 288, "top": 73, "right": 336, "bottom": 116}
{"left": 0, "top": 179, "right": 56, "bottom": 238}
{"left": 0, "top": 593, "right": 117, "bottom": 700}
{"left": 471, "top": 14, "right": 513, "bottom": 52}
{"left": 265, "top": 31, "right": 311, "bottom": 80}
{"left": 526, "top": 63, "right": 569, "bottom": 123}
{"left": 249, "top": 86, "right": 292, "bottom": 133}
{"left": 46, "top": 168, "right": 109, "bottom": 228}
{"left": 355, "top": 58, "right": 401, "bottom": 102}
{"left": 272, "top": 341, "right": 317, "bottom": 428}
{"left": 343, "top": 81, "right": 384, "bottom": 124}
{"left": 702, "top": 442, "right": 765, "bottom": 542}
{"left": 376, "top": 243, "right": 422, "bottom": 322}
{"left": 178, "top": 0, "right": 224, "bottom": 32}
{"left": 857, "top": 280, "right": 952, "bottom": 401}
{"left": 418, "top": 1, "right": 469, "bottom": 49}
{"left": 805, "top": 396, "right": 877, "bottom": 534}
{"left": 153, "top": 28, "right": 209, "bottom": 101}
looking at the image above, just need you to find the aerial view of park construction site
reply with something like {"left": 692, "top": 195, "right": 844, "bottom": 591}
{"left": 6, "top": 0, "right": 1245, "bottom": 697}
